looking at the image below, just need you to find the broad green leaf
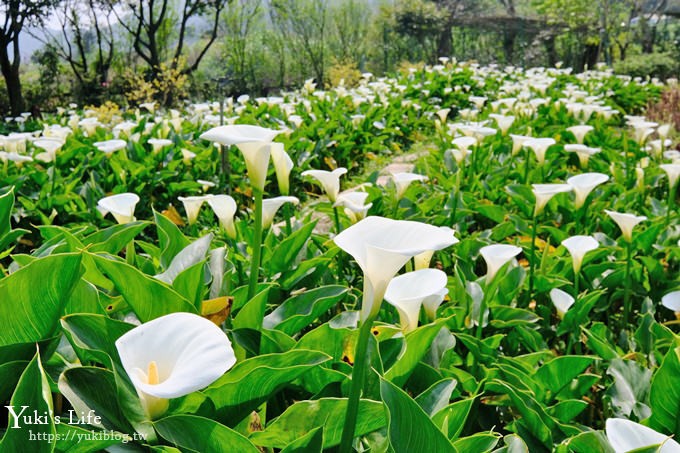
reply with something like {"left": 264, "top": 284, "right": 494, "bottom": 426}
{"left": 549, "top": 400, "right": 589, "bottom": 423}
{"left": 55, "top": 423, "right": 125, "bottom": 452}
{"left": 250, "top": 398, "right": 385, "bottom": 449}
{"left": 172, "top": 261, "right": 207, "bottom": 307}
{"left": 0, "top": 187, "right": 28, "bottom": 251}
{"left": 232, "top": 286, "right": 272, "bottom": 331}
{"left": 415, "top": 378, "right": 457, "bottom": 417}
{"left": 453, "top": 432, "right": 500, "bottom": 452}
{"left": 280, "top": 426, "right": 323, "bottom": 453}
{"left": 385, "top": 318, "right": 450, "bottom": 386}
{"left": 432, "top": 397, "right": 476, "bottom": 441}
{"left": 263, "top": 285, "right": 348, "bottom": 335}
{"left": 380, "top": 377, "right": 456, "bottom": 453}
{"left": 60, "top": 314, "right": 134, "bottom": 368}
{"left": 605, "top": 359, "right": 652, "bottom": 420}
{"left": 0, "top": 253, "right": 82, "bottom": 346}
{"left": 649, "top": 346, "right": 680, "bottom": 436}
{"left": 92, "top": 254, "right": 196, "bottom": 322}
{"left": 0, "top": 360, "right": 28, "bottom": 402}
{"left": 534, "top": 356, "right": 596, "bottom": 396}
{"left": 0, "top": 350, "right": 54, "bottom": 453}
{"left": 58, "top": 366, "right": 135, "bottom": 433}
{"left": 154, "top": 210, "right": 191, "bottom": 269}
{"left": 204, "top": 350, "right": 331, "bottom": 423}
{"left": 85, "top": 221, "right": 149, "bottom": 254}
{"left": 565, "top": 430, "right": 613, "bottom": 453}
{"left": 268, "top": 220, "right": 317, "bottom": 275}
{"left": 154, "top": 415, "right": 259, "bottom": 453}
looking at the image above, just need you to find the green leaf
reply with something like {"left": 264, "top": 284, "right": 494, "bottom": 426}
{"left": 280, "top": 426, "right": 323, "bottom": 453}
{"left": 0, "top": 360, "right": 28, "bottom": 402}
{"left": 452, "top": 432, "right": 500, "bottom": 452}
{"left": 232, "top": 286, "right": 272, "bottom": 331}
{"left": 263, "top": 285, "right": 348, "bottom": 335}
{"left": 60, "top": 314, "right": 134, "bottom": 368}
{"left": 92, "top": 254, "right": 196, "bottom": 322}
{"left": 0, "top": 253, "right": 82, "bottom": 346}
{"left": 415, "top": 378, "right": 457, "bottom": 417}
{"left": 268, "top": 220, "right": 317, "bottom": 275}
{"left": 432, "top": 397, "right": 476, "bottom": 441}
{"left": 55, "top": 424, "right": 125, "bottom": 452}
{"left": 565, "top": 430, "right": 613, "bottom": 453}
{"left": 549, "top": 400, "right": 589, "bottom": 423}
{"left": 649, "top": 346, "right": 680, "bottom": 436}
{"left": 204, "top": 350, "right": 331, "bottom": 423}
{"left": 250, "top": 398, "right": 385, "bottom": 449}
{"left": 58, "top": 366, "right": 135, "bottom": 433}
{"left": 172, "top": 261, "right": 207, "bottom": 307}
{"left": 605, "top": 359, "right": 652, "bottom": 420}
{"left": 534, "top": 356, "right": 596, "bottom": 396}
{"left": 154, "top": 415, "right": 259, "bottom": 453}
{"left": 385, "top": 320, "right": 450, "bottom": 386}
{"left": 0, "top": 350, "right": 54, "bottom": 453}
{"left": 0, "top": 187, "right": 28, "bottom": 250}
{"left": 380, "top": 377, "right": 456, "bottom": 453}
{"left": 85, "top": 221, "right": 149, "bottom": 254}
{"left": 154, "top": 210, "right": 191, "bottom": 269}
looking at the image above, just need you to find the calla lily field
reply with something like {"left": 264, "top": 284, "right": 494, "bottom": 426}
{"left": 0, "top": 62, "right": 679, "bottom": 452}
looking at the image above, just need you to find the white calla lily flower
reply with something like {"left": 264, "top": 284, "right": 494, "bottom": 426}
{"left": 532, "top": 184, "right": 572, "bottom": 216}
{"left": 147, "top": 138, "right": 173, "bottom": 154}
{"left": 178, "top": 195, "right": 213, "bottom": 225}
{"left": 94, "top": 139, "right": 127, "bottom": 155}
{"left": 660, "top": 164, "right": 680, "bottom": 189}
{"left": 510, "top": 134, "right": 532, "bottom": 155}
{"left": 451, "top": 136, "right": 477, "bottom": 155}
{"left": 262, "top": 196, "right": 299, "bottom": 228}
{"left": 525, "top": 137, "right": 556, "bottom": 164}
{"left": 564, "top": 144, "right": 601, "bottom": 167}
{"left": 391, "top": 172, "right": 427, "bottom": 199}
{"left": 200, "top": 125, "right": 282, "bottom": 192}
{"left": 605, "top": 210, "right": 647, "bottom": 242}
{"left": 661, "top": 290, "right": 680, "bottom": 315}
{"left": 97, "top": 193, "right": 140, "bottom": 224}
{"left": 414, "top": 227, "right": 459, "bottom": 270}
{"left": 561, "top": 235, "right": 599, "bottom": 274}
{"left": 206, "top": 195, "right": 238, "bottom": 239}
{"left": 549, "top": 288, "right": 575, "bottom": 319}
{"left": 479, "top": 244, "right": 522, "bottom": 282}
{"left": 334, "top": 216, "right": 457, "bottom": 321}
{"left": 489, "top": 114, "right": 515, "bottom": 135}
{"left": 334, "top": 191, "right": 372, "bottom": 223}
{"left": 567, "top": 173, "right": 609, "bottom": 208}
{"left": 301, "top": 168, "right": 348, "bottom": 202}
{"left": 566, "top": 125, "right": 593, "bottom": 144}
{"left": 115, "top": 312, "right": 236, "bottom": 419}
{"left": 605, "top": 418, "right": 680, "bottom": 453}
{"left": 384, "top": 269, "right": 449, "bottom": 331}
{"left": 270, "top": 143, "right": 294, "bottom": 195}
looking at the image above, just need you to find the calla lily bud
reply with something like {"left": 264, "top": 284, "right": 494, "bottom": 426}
{"left": 549, "top": 288, "right": 574, "bottom": 319}
{"left": 270, "top": 143, "right": 294, "bottom": 195}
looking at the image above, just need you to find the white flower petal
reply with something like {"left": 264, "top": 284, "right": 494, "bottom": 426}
{"left": 606, "top": 418, "right": 680, "bottom": 453}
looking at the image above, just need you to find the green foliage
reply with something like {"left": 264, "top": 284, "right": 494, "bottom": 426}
{"left": 614, "top": 52, "right": 680, "bottom": 81}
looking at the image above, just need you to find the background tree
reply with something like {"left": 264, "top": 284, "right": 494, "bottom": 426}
{"left": 0, "top": 0, "right": 59, "bottom": 114}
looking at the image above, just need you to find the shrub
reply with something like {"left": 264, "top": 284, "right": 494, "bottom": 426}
{"left": 613, "top": 52, "right": 680, "bottom": 80}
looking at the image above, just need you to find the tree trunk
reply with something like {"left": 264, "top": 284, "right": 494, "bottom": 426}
{"left": 583, "top": 43, "right": 599, "bottom": 70}
{"left": 503, "top": 29, "right": 517, "bottom": 63}
{"left": 0, "top": 46, "right": 24, "bottom": 115}
{"left": 545, "top": 35, "right": 557, "bottom": 67}
{"left": 437, "top": 21, "right": 453, "bottom": 60}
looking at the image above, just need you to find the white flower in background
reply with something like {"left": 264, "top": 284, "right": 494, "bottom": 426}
{"left": 334, "top": 191, "right": 372, "bottom": 223}
{"left": 115, "top": 312, "right": 236, "bottom": 419}
{"left": 566, "top": 125, "right": 593, "bottom": 144}
{"left": 391, "top": 172, "right": 427, "bottom": 199}
{"left": 206, "top": 195, "right": 238, "bottom": 239}
{"left": 197, "top": 179, "right": 216, "bottom": 192}
{"left": 489, "top": 114, "right": 515, "bottom": 135}
{"left": 561, "top": 235, "right": 599, "bottom": 274}
{"left": 97, "top": 193, "right": 140, "bottom": 224}
{"left": 140, "top": 102, "right": 156, "bottom": 114}
{"left": 94, "top": 139, "right": 127, "bottom": 155}
{"left": 549, "top": 288, "right": 575, "bottom": 319}
{"left": 605, "top": 210, "right": 647, "bottom": 242}
{"left": 469, "top": 96, "right": 487, "bottom": 109}
{"left": 605, "top": 418, "right": 680, "bottom": 453}
{"left": 657, "top": 123, "right": 672, "bottom": 140}
{"left": 270, "top": 143, "right": 294, "bottom": 195}
{"left": 384, "top": 269, "right": 449, "bottom": 331}
{"left": 630, "top": 121, "right": 657, "bottom": 145}
{"left": 181, "top": 148, "right": 196, "bottom": 164}
{"left": 525, "top": 137, "right": 556, "bottom": 164}
{"left": 647, "top": 139, "right": 673, "bottom": 158}
{"left": 480, "top": 244, "right": 522, "bottom": 282}
{"left": 661, "top": 290, "right": 680, "bottom": 317}
{"left": 33, "top": 138, "right": 64, "bottom": 163}
{"left": 532, "top": 184, "right": 572, "bottom": 216}
{"left": 262, "top": 196, "right": 299, "bottom": 228}
{"left": 78, "top": 117, "right": 101, "bottom": 136}
{"left": 147, "top": 138, "right": 173, "bottom": 154}
{"left": 334, "top": 216, "right": 457, "bottom": 321}
{"left": 200, "top": 125, "right": 282, "bottom": 192}
{"left": 564, "top": 144, "right": 601, "bottom": 167}
{"left": 567, "top": 173, "right": 609, "bottom": 208}
{"left": 178, "top": 195, "right": 213, "bottom": 225}
{"left": 0, "top": 152, "right": 32, "bottom": 166}
{"left": 451, "top": 136, "right": 477, "bottom": 155}
{"left": 301, "top": 168, "right": 348, "bottom": 203}
{"left": 660, "top": 164, "right": 680, "bottom": 190}
{"left": 510, "top": 134, "right": 532, "bottom": 155}
{"left": 436, "top": 108, "right": 450, "bottom": 123}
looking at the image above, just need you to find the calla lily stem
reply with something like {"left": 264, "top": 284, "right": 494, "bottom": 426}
{"left": 339, "top": 316, "right": 374, "bottom": 453}
{"left": 247, "top": 189, "right": 264, "bottom": 301}
{"left": 623, "top": 240, "right": 632, "bottom": 327}
{"left": 527, "top": 213, "right": 538, "bottom": 304}
{"left": 666, "top": 182, "right": 675, "bottom": 227}
{"left": 333, "top": 206, "right": 343, "bottom": 234}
